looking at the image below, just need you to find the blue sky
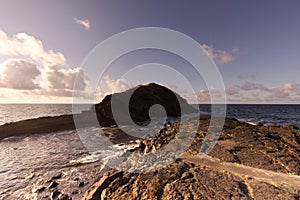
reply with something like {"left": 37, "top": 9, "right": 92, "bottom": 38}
{"left": 0, "top": 0, "right": 299, "bottom": 103}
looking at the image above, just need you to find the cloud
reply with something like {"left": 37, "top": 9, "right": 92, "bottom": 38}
{"left": 200, "top": 82, "right": 300, "bottom": 103}
{"left": 95, "top": 76, "right": 133, "bottom": 101}
{"left": 202, "top": 44, "right": 239, "bottom": 65}
{"left": 74, "top": 17, "right": 90, "bottom": 30}
{"left": 94, "top": 76, "right": 300, "bottom": 104}
{"left": 238, "top": 73, "right": 257, "bottom": 80}
{"left": 197, "top": 88, "right": 225, "bottom": 103}
{"left": 103, "top": 76, "right": 132, "bottom": 92}
{"left": 0, "top": 59, "right": 40, "bottom": 90}
{"left": 0, "top": 29, "right": 91, "bottom": 102}
{"left": 239, "top": 82, "right": 265, "bottom": 91}
{"left": 0, "top": 29, "right": 66, "bottom": 66}
{"left": 226, "top": 85, "right": 240, "bottom": 96}
{"left": 42, "top": 65, "right": 89, "bottom": 97}
{"left": 0, "top": 58, "right": 90, "bottom": 100}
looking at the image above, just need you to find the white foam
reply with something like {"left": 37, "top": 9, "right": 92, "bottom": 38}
{"left": 69, "top": 141, "right": 140, "bottom": 165}
{"left": 246, "top": 121, "right": 257, "bottom": 126}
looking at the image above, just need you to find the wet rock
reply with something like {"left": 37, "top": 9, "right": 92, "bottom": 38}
{"left": 71, "top": 189, "right": 80, "bottom": 194}
{"left": 181, "top": 172, "right": 193, "bottom": 179}
{"left": 79, "top": 181, "right": 85, "bottom": 187}
{"left": 57, "top": 193, "right": 71, "bottom": 200}
{"left": 48, "top": 181, "right": 58, "bottom": 189}
{"left": 52, "top": 172, "right": 62, "bottom": 180}
{"left": 82, "top": 116, "right": 300, "bottom": 199}
{"left": 137, "top": 121, "right": 180, "bottom": 154}
{"left": 257, "top": 122, "right": 264, "bottom": 126}
{"left": 50, "top": 190, "right": 61, "bottom": 200}
{"left": 33, "top": 186, "right": 45, "bottom": 193}
{"left": 26, "top": 173, "right": 35, "bottom": 179}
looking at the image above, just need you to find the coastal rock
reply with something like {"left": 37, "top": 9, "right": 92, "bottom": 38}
{"left": 33, "top": 186, "right": 45, "bottom": 193}
{"left": 51, "top": 172, "right": 62, "bottom": 180}
{"left": 81, "top": 117, "right": 300, "bottom": 200}
{"left": 137, "top": 121, "right": 180, "bottom": 154}
{"left": 79, "top": 181, "right": 85, "bottom": 187}
{"left": 48, "top": 181, "right": 58, "bottom": 189}
{"left": 51, "top": 190, "right": 61, "bottom": 200}
{"left": 57, "top": 193, "right": 72, "bottom": 200}
{"left": 93, "top": 83, "right": 197, "bottom": 127}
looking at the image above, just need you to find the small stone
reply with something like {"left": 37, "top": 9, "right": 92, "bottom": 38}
{"left": 257, "top": 122, "right": 264, "bottom": 126}
{"left": 33, "top": 186, "right": 45, "bottom": 193}
{"left": 51, "top": 190, "right": 61, "bottom": 200}
{"left": 48, "top": 181, "right": 58, "bottom": 189}
{"left": 151, "top": 146, "right": 156, "bottom": 153}
{"left": 57, "top": 193, "right": 71, "bottom": 200}
{"left": 165, "top": 122, "right": 172, "bottom": 131}
{"left": 74, "top": 177, "right": 80, "bottom": 181}
{"left": 71, "top": 189, "right": 80, "bottom": 194}
{"left": 79, "top": 181, "right": 84, "bottom": 187}
{"left": 181, "top": 172, "right": 193, "bottom": 179}
{"left": 52, "top": 172, "right": 62, "bottom": 180}
{"left": 26, "top": 173, "right": 35, "bottom": 179}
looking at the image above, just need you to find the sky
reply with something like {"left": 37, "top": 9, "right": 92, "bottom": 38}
{"left": 0, "top": 0, "right": 300, "bottom": 104}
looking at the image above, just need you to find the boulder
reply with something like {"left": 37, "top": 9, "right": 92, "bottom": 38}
{"left": 93, "top": 83, "right": 197, "bottom": 127}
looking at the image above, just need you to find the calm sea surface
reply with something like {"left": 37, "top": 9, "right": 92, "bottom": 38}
{"left": 0, "top": 104, "right": 90, "bottom": 125}
{"left": 198, "top": 104, "right": 300, "bottom": 127}
{"left": 0, "top": 104, "right": 300, "bottom": 199}
{"left": 1, "top": 104, "right": 300, "bottom": 126}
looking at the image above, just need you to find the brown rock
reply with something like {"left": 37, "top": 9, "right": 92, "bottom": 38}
{"left": 94, "top": 83, "right": 197, "bottom": 127}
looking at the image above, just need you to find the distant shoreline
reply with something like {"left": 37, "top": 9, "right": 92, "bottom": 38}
{"left": 0, "top": 112, "right": 99, "bottom": 140}
{"left": 0, "top": 111, "right": 299, "bottom": 141}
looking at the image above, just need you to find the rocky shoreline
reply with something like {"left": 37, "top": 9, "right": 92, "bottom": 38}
{"left": 0, "top": 112, "right": 99, "bottom": 141}
{"left": 1, "top": 115, "right": 299, "bottom": 199}
{"left": 81, "top": 117, "right": 300, "bottom": 200}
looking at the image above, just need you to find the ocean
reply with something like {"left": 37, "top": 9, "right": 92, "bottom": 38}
{"left": 198, "top": 104, "right": 300, "bottom": 127}
{"left": 0, "top": 104, "right": 300, "bottom": 199}
{"left": 0, "top": 104, "right": 300, "bottom": 127}
{"left": 0, "top": 104, "right": 90, "bottom": 125}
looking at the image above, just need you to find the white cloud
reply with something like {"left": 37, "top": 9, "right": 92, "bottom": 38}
{"left": 202, "top": 82, "right": 300, "bottom": 103}
{"left": 202, "top": 44, "right": 239, "bottom": 65}
{"left": 44, "top": 65, "right": 88, "bottom": 90}
{"left": 74, "top": 17, "right": 90, "bottom": 30}
{"left": 0, "top": 58, "right": 90, "bottom": 102}
{"left": 41, "top": 65, "right": 89, "bottom": 97}
{"left": 0, "top": 29, "right": 92, "bottom": 102}
{"left": 95, "top": 76, "right": 133, "bottom": 102}
{"left": 197, "top": 88, "right": 225, "bottom": 103}
{"left": 0, "top": 29, "right": 66, "bottom": 66}
{"left": 103, "top": 76, "right": 132, "bottom": 92}
{"left": 0, "top": 59, "right": 40, "bottom": 90}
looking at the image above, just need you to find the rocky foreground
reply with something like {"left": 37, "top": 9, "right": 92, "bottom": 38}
{"left": 82, "top": 117, "right": 300, "bottom": 200}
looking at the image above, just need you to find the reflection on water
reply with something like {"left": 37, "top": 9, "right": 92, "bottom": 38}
{"left": 0, "top": 130, "right": 111, "bottom": 199}
{"left": 0, "top": 104, "right": 90, "bottom": 125}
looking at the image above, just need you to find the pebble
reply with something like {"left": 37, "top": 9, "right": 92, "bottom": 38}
{"left": 51, "top": 190, "right": 61, "bottom": 200}
{"left": 79, "top": 181, "right": 85, "bottom": 187}
{"left": 48, "top": 181, "right": 58, "bottom": 189}
{"left": 33, "top": 186, "right": 45, "bottom": 193}
{"left": 71, "top": 189, "right": 80, "bottom": 194}
{"left": 52, "top": 172, "right": 62, "bottom": 180}
{"left": 57, "top": 193, "right": 71, "bottom": 200}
